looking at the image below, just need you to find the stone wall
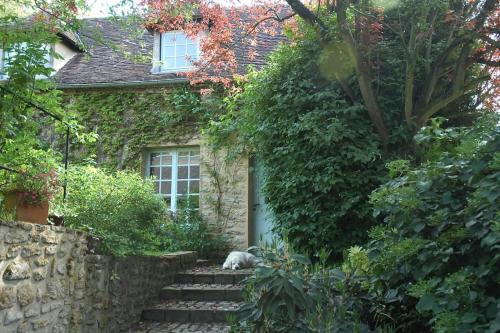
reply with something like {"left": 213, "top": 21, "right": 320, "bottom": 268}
{"left": 0, "top": 220, "right": 197, "bottom": 333}
{"left": 199, "top": 147, "right": 249, "bottom": 250}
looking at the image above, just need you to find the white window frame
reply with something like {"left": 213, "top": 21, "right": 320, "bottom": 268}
{"left": 0, "top": 43, "right": 54, "bottom": 80}
{"left": 155, "top": 30, "right": 200, "bottom": 73}
{"left": 145, "top": 147, "right": 201, "bottom": 212}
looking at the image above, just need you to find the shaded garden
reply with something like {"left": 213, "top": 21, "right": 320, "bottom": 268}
{"left": 1, "top": 0, "right": 499, "bottom": 332}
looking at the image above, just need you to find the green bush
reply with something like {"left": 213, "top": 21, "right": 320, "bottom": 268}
{"left": 210, "top": 37, "right": 387, "bottom": 260}
{"left": 56, "top": 165, "right": 167, "bottom": 256}
{"left": 162, "top": 208, "right": 230, "bottom": 260}
{"left": 234, "top": 115, "right": 499, "bottom": 333}
{"left": 234, "top": 242, "right": 392, "bottom": 333}
{"left": 368, "top": 114, "right": 500, "bottom": 332}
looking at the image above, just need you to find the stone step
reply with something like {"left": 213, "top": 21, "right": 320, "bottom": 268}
{"left": 196, "top": 259, "right": 211, "bottom": 267}
{"left": 126, "top": 321, "right": 230, "bottom": 333}
{"left": 160, "top": 284, "right": 244, "bottom": 302}
{"left": 141, "top": 301, "right": 242, "bottom": 323}
{"left": 174, "top": 267, "right": 253, "bottom": 285}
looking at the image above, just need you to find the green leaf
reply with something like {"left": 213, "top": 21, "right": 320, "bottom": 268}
{"left": 290, "top": 254, "right": 311, "bottom": 265}
{"left": 461, "top": 312, "right": 477, "bottom": 324}
{"left": 416, "top": 295, "right": 438, "bottom": 313}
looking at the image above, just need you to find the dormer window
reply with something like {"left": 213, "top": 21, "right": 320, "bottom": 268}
{"left": 153, "top": 31, "right": 200, "bottom": 73}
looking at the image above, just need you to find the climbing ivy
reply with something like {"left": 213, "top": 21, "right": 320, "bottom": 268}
{"left": 64, "top": 86, "right": 223, "bottom": 170}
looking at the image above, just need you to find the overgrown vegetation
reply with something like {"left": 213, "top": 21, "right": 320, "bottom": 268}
{"left": 55, "top": 165, "right": 167, "bottom": 255}
{"left": 210, "top": 39, "right": 387, "bottom": 259}
{"left": 161, "top": 208, "right": 230, "bottom": 259}
{"left": 234, "top": 114, "right": 499, "bottom": 333}
{"left": 234, "top": 242, "right": 380, "bottom": 333}
{"left": 367, "top": 114, "right": 500, "bottom": 332}
{"left": 64, "top": 88, "right": 221, "bottom": 170}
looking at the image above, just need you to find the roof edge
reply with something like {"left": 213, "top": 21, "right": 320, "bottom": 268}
{"left": 56, "top": 78, "right": 189, "bottom": 89}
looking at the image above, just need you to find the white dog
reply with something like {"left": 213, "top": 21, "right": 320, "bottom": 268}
{"left": 222, "top": 251, "right": 259, "bottom": 270}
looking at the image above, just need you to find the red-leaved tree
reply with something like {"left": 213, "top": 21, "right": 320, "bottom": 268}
{"left": 138, "top": 0, "right": 499, "bottom": 146}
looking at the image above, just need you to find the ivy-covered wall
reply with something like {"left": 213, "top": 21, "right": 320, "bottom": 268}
{"left": 59, "top": 86, "right": 250, "bottom": 250}
{"left": 64, "top": 87, "right": 201, "bottom": 170}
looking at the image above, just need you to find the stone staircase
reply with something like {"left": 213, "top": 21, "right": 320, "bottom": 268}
{"left": 130, "top": 264, "right": 253, "bottom": 333}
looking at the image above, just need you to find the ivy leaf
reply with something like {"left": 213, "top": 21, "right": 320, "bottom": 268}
{"left": 416, "top": 295, "right": 438, "bottom": 313}
{"left": 462, "top": 312, "right": 478, "bottom": 324}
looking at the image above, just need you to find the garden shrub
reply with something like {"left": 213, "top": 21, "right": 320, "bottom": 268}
{"left": 56, "top": 165, "right": 167, "bottom": 256}
{"left": 368, "top": 114, "right": 500, "bottom": 332}
{"left": 233, "top": 241, "right": 393, "bottom": 333}
{"left": 161, "top": 208, "right": 231, "bottom": 260}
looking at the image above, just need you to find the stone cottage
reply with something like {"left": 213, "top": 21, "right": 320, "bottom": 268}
{"left": 24, "top": 17, "right": 281, "bottom": 250}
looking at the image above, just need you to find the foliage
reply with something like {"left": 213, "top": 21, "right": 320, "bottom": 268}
{"left": 64, "top": 88, "right": 220, "bottom": 170}
{"left": 131, "top": 0, "right": 499, "bottom": 145}
{"left": 209, "top": 35, "right": 387, "bottom": 260}
{"left": 161, "top": 208, "right": 230, "bottom": 259}
{"left": 55, "top": 165, "right": 167, "bottom": 256}
{"left": 0, "top": 145, "right": 60, "bottom": 205}
{"left": 367, "top": 114, "right": 500, "bottom": 332}
{"left": 232, "top": 114, "right": 499, "bottom": 333}
{"left": 204, "top": 1, "right": 498, "bottom": 260}
{"left": 233, "top": 241, "right": 392, "bottom": 333}
{"left": 0, "top": 0, "right": 87, "bottom": 150}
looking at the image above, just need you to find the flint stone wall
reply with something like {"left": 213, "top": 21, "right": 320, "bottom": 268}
{"left": 0, "top": 220, "right": 197, "bottom": 333}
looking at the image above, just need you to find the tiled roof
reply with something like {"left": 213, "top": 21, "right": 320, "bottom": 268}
{"left": 54, "top": 18, "right": 285, "bottom": 87}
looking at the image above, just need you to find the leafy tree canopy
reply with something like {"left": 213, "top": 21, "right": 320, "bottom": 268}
{"left": 134, "top": 0, "right": 499, "bottom": 148}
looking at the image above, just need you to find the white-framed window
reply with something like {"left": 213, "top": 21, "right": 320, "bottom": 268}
{"left": 154, "top": 31, "right": 200, "bottom": 73}
{"left": 146, "top": 148, "right": 200, "bottom": 212}
{"left": 0, "top": 43, "right": 53, "bottom": 80}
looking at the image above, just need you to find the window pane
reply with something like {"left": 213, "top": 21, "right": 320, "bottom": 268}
{"left": 190, "top": 154, "right": 200, "bottom": 164}
{"left": 164, "top": 34, "right": 175, "bottom": 45}
{"left": 176, "top": 44, "right": 186, "bottom": 57}
{"left": 150, "top": 167, "right": 160, "bottom": 179}
{"left": 177, "top": 196, "right": 188, "bottom": 210}
{"left": 189, "top": 166, "right": 199, "bottom": 179}
{"left": 163, "top": 57, "right": 174, "bottom": 68}
{"left": 177, "top": 180, "right": 188, "bottom": 194}
{"left": 175, "top": 57, "right": 186, "bottom": 68}
{"left": 189, "top": 180, "right": 199, "bottom": 194}
{"left": 161, "top": 167, "right": 172, "bottom": 180}
{"left": 175, "top": 33, "right": 186, "bottom": 45}
{"left": 160, "top": 154, "right": 172, "bottom": 165}
{"left": 187, "top": 44, "right": 197, "bottom": 57}
{"left": 161, "top": 181, "right": 171, "bottom": 195}
{"left": 164, "top": 45, "right": 175, "bottom": 58}
{"left": 178, "top": 154, "right": 189, "bottom": 165}
{"left": 150, "top": 153, "right": 161, "bottom": 166}
{"left": 178, "top": 166, "right": 188, "bottom": 179}
{"left": 153, "top": 181, "right": 160, "bottom": 193}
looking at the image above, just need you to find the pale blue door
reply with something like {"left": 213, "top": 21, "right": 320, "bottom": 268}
{"left": 250, "top": 158, "right": 274, "bottom": 247}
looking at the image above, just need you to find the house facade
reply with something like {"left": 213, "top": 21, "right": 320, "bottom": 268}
{"left": 44, "top": 18, "right": 280, "bottom": 250}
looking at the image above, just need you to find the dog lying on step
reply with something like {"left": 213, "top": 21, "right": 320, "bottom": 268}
{"left": 222, "top": 251, "right": 259, "bottom": 270}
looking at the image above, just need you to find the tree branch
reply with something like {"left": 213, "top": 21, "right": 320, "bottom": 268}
{"left": 284, "top": 0, "right": 329, "bottom": 37}
{"left": 335, "top": 0, "right": 389, "bottom": 146}
{"left": 417, "top": 75, "right": 490, "bottom": 125}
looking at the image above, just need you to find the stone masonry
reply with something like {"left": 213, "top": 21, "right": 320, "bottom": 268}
{"left": 0, "top": 220, "right": 197, "bottom": 333}
{"left": 127, "top": 265, "right": 253, "bottom": 332}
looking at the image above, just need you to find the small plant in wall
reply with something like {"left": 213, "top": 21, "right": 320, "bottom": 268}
{"left": 0, "top": 147, "right": 60, "bottom": 224}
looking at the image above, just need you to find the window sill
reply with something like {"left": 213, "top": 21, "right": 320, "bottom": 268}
{"left": 151, "top": 67, "right": 197, "bottom": 74}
